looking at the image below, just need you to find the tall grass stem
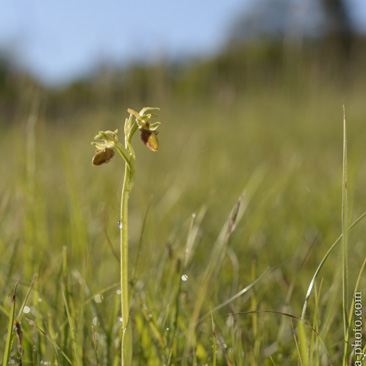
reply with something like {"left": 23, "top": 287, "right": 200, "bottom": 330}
{"left": 341, "top": 106, "right": 349, "bottom": 365}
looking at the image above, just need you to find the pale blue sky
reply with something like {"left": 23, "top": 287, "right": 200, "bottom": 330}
{"left": 0, "top": 0, "right": 365, "bottom": 86}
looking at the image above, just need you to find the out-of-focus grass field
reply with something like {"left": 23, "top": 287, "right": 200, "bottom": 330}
{"left": 1, "top": 79, "right": 366, "bottom": 364}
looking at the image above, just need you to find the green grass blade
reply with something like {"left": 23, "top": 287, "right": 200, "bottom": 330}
{"left": 297, "top": 321, "right": 309, "bottom": 366}
{"left": 62, "top": 283, "right": 80, "bottom": 366}
{"left": 341, "top": 106, "right": 349, "bottom": 365}
{"left": 3, "top": 284, "right": 17, "bottom": 366}
{"left": 16, "top": 273, "right": 38, "bottom": 321}
{"left": 132, "top": 195, "right": 153, "bottom": 280}
{"left": 210, "top": 308, "right": 217, "bottom": 366}
{"left": 25, "top": 317, "right": 73, "bottom": 365}
{"left": 301, "top": 210, "right": 366, "bottom": 320}
{"left": 132, "top": 287, "right": 164, "bottom": 349}
{"left": 0, "top": 239, "right": 19, "bottom": 300}
{"left": 292, "top": 323, "right": 302, "bottom": 366}
{"left": 199, "top": 267, "right": 270, "bottom": 322}
{"left": 310, "top": 280, "right": 323, "bottom": 365}
{"left": 184, "top": 205, "right": 207, "bottom": 268}
{"left": 92, "top": 325, "right": 101, "bottom": 366}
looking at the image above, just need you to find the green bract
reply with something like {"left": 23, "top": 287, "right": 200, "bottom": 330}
{"left": 92, "top": 129, "right": 119, "bottom": 149}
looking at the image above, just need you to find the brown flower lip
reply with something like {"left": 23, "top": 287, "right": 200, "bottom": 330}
{"left": 140, "top": 129, "right": 159, "bottom": 152}
{"left": 92, "top": 148, "right": 115, "bottom": 165}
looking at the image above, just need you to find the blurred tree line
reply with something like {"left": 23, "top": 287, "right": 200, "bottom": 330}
{"left": 0, "top": 0, "right": 365, "bottom": 119}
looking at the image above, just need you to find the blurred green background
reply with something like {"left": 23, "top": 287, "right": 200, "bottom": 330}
{"left": 0, "top": 1, "right": 366, "bottom": 364}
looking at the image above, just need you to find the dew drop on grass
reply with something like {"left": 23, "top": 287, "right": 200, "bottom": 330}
{"left": 92, "top": 317, "right": 99, "bottom": 326}
{"left": 94, "top": 294, "right": 103, "bottom": 303}
{"left": 116, "top": 289, "right": 121, "bottom": 295}
{"left": 226, "top": 316, "right": 234, "bottom": 327}
{"left": 117, "top": 221, "right": 123, "bottom": 229}
{"left": 23, "top": 306, "right": 30, "bottom": 314}
{"left": 135, "top": 280, "right": 143, "bottom": 290}
{"left": 181, "top": 274, "right": 188, "bottom": 282}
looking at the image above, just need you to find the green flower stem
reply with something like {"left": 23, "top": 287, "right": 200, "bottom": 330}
{"left": 116, "top": 146, "right": 132, "bottom": 171}
{"left": 119, "top": 132, "right": 137, "bottom": 365}
{"left": 120, "top": 161, "right": 131, "bottom": 331}
{"left": 119, "top": 116, "right": 138, "bottom": 365}
{"left": 120, "top": 160, "right": 133, "bottom": 365}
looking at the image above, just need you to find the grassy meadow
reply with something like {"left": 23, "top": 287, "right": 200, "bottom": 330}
{"left": 1, "top": 77, "right": 366, "bottom": 365}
